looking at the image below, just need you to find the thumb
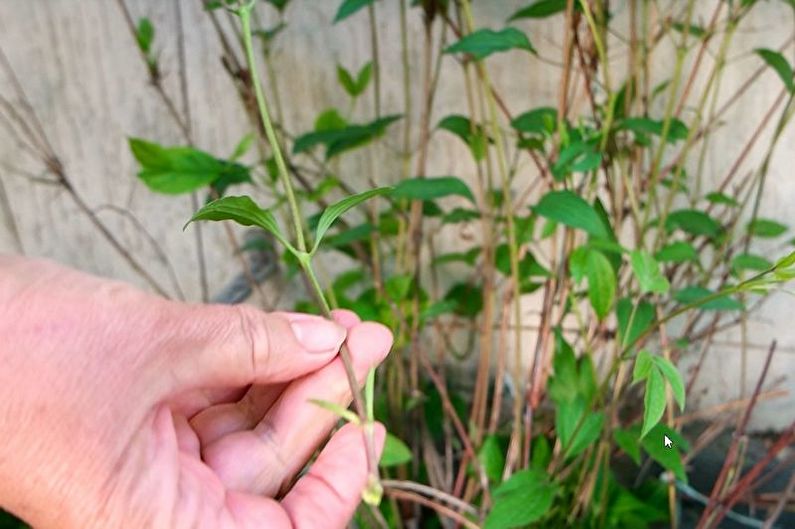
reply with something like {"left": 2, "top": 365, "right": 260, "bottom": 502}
{"left": 165, "top": 305, "right": 346, "bottom": 390}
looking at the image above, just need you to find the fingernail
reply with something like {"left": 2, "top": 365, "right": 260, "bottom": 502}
{"left": 290, "top": 317, "right": 346, "bottom": 353}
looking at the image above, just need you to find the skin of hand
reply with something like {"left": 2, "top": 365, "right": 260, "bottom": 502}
{"left": 0, "top": 256, "right": 393, "bottom": 528}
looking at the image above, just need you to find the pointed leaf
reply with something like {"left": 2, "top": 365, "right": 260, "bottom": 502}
{"left": 485, "top": 469, "right": 556, "bottom": 529}
{"left": 187, "top": 195, "right": 294, "bottom": 252}
{"left": 633, "top": 350, "right": 653, "bottom": 384}
{"left": 586, "top": 249, "right": 616, "bottom": 320}
{"left": 333, "top": 0, "right": 376, "bottom": 23}
{"left": 309, "top": 399, "right": 360, "bottom": 425}
{"left": 747, "top": 218, "right": 788, "bottom": 238}
{"left": 509, "top": 0, "right": 567, "bottom": 20}
{"left": 756, "top": 48, "right": 795, "bottom": 93}
{"left": 392, "top": 176, "right": 475, "bottom": 203}
{"left": 641, "top": 367, "right": 666, "bottom": 439}
{"left": 652, "top": 356, "right": 685, "bottom": 412}
{"left": 630, "top": 250, "right": 670, "bottom": 294}
{"left": 312, "top": 187, "right": 391, "bottom": 253}
{"left": 533, "top": 190, "right": 608, "bottom": 238}
{"left": 380, "top": 433, "right": 412, "bottom": 467}
{"left": 444, "top": 28, "right": 536, "bottom": 60}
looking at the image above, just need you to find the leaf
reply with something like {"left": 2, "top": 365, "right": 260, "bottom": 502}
{"left": 230, "top": 133, "right": 255, "bottom": 161}
{"left": 731, "top": 253, "right": 772, "bottom": 273}
{"left": 565, "top": 412, "right": 604, "bottom": 459}
{"left": 444, "top": 28, "right": 536, "bottom": 60}
{"left": 533, "top": 190, "right": 608, "bottom": 238}
{"left": 641, "top": 367, "right": 666, "bottom": 439}
{"left": 478, "top": 435, "right": 505, "bottom": 483}
{"left": 674, "top": 286, "right": 744, "bottom": 311}
{"left": 552, "top": 141, "right": 602, "bottom": 178}
{"left": 654, "top": 241, "right": 698, "bottom": 264}
{"left": 337, "top": 62, "right": 372, "bottom": 97}
{"left": 632, "top": 350, "right": 653, "bottom": 383}
{"left": 665, "top": 209, "right": 721, "bottom": 238}
{"left": 130, "top": 138, "right": 243, "bottom": 195}
{"left": 266, "top": 0, "right": 290, "bottom": 12}
{"left": 293, "top": 115, "right": 401, "bottom": 159}
{"left": 420, "top": 299, "right": 458, "bottom": 322}
{"left": 438, "top": 114, "right": 487, "bottom": 160}
{"left": 444, "top": 283, "right": 483, "bottom": 318}
{"left": 652, "top": 356, "right": 685, "bottom": 412}
{"left": 747, "top": 218, "right": 788, "bottom": 238}
{"left": 380, "top": 433, "right": 412, "bottom": 467}
{"left": 187, "top": 195, "right": 294, "bottom": 252}
{"left": 308, "top": 399, "right": 360, "bottom": 425}
{"left": 508, "top": 0, "right": 567, "bottom": 20}
{"left": 755, "top": 48, "right": 795, "bottom": 93}
{"left": 392, "top": 176, "right": 475, "bottom": 203}
{"left": 136, "top": 18, "right": 154, "bottom": 54}
{"left": 617, "top": 298, "right": 655, "bottom": 349}
{"left": 337, "top": 65, "right": 357, "bottom": 96}
{"left": 548, "top": 329, "right": 579, "bottom": 405}
{"left": 354, "top": 62, "right": 373, "bottom": 94}
{"left": 485, "top": 469, "right": 555, "bottom": 529}
{"left": 613, "top": 428, "right": 641, "bottom": 465}
{"left": 630, "top": 250, "right": 670, "bottom": 294}
{"left": 333, "top": 0, "right": 376, "bottom": 23}
{"left": 586, "top": 249, "right": 616, "bottom": 320}
{"left": 511, "top": 107, "right": 557, "bottom": 135}
{"left": 705, "top": 191, "right": 739, "bottom": 207}
{"left": 641, "top": 423, "right": 688, "bottom": 482}
{"left": 312, "top": 187, "right": 391, "bottom": 253}
{"left": 620, "top": 117, "right": 689, "bottom": 142}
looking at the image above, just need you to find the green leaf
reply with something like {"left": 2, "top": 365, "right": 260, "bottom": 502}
{"left": 633, "top": 350, "right": 653, "bottom": 383}
{"left": 665, "top": 209, "right": 721, "bottom": 238}
{"left": 187, "top": 195, "right": 294, "bottom": 252}
{"left": 630, "top": 250, "right": 670, "bottom": 294}
{"left": 293, "top": 115, "right": 401, "bottom": 159}
{"left": 485, "top": 469, "right": 555, "bottom": 529}
{"left": 129, "top": 138, "right": 242, "bottom": 195}
{"left": 617, "top": 298, "right": 655, "bottom": 349}
{"left": 230, "top": 133, "right": 255, "bottom": 161}
{"left": 444, "top": 282, "right": 483, "bottom": 318}
{"left": 705, "top": 191, "right": 739, "bottom": 207}
{"left": 533, "top": 190, "right": 608, "bottom": 238}
{"left": 136, "top": 18, "right": 154, "bottom": 54}
{"left": 731, "top": 253, "right": 772, "bottom": 273}
{"left": 444, "top": 28, "right": 536, "bottom": 60}
{"left": 548, "top": 329, "right": 578, "bottom": 405}
{"left": 755, "top": 48, "right": 795, "bottom": 93}
{"left": 511, "top": 106, "right": 557, "bottom": 135}
{"left": 552, "top": 141, "right": 602, "bottom": 179}
{"left": 437, "top": 114, "right": 487, "bottom": 160}
{"left": 641, "top": 367, "right": 666, "bottom": 439}
{"left": 420, "top": 299, "right": 458, "bottom": 322}
{"left": 641, "top": 423, "right": 688, "bottom": 482}
{"left": 337, "top": 62, "right": 372, "bottom": 97}
{"left": 478, "top": 435, "right": 505, "bottom": 483}
{"left": 565, "top": 412, "right": 604, "bottom": 459}
{"left": 380, "top": 433, "right": 412, "bottom": 467}
{"left": 586, "top": 249, "right": 616, "bottom": 320}
{"left": 531, "top": 436, "right": 552, "bottom": 470}
{"left": 613, "top": 428, "right": 641, "bottom": 465}
{"left": 674, "top": 286, "right": 744, "bottom": 311}
{"left": 652, "top": 356, "right": 685, "bottom": 412}
{"left": 266, "top": 0, "right": 290, "bottom": 12}
{"left": 308, "top": 399, "right": 360, "bottom": 425}
{"left": 655, "top": 241, "right": 698, "bottom": 264}
{"left": 337, "top": 65, "right": 357, "bottom": 96}
{"left": 747, "top": 218, "right": 788, "bottom": 238}
{"left": 312, "top": 187, "right": 391, "bottom": 253}
{"left": 333, "top": 0, "right": 376, "bottom": 23}
{"left": 619, "top": 117, "right": 689, "bottom": 142}
{"left": 392, "top": 176, "right": 475, "bottom": 203}
{"left": 508, "top": 0, "right": 567, "bottom": 20}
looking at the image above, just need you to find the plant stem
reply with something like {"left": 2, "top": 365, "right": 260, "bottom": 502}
{"left": 240, "top": 6, "right": 306, "bottom": 252}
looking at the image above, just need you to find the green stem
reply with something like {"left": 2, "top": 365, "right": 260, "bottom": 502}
{"left": 240, "top": 6, "right": 306, "bottom": 252}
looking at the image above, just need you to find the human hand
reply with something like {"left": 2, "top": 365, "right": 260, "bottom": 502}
{"left": 0, "top": 256, "right": 392, "bottom": 528}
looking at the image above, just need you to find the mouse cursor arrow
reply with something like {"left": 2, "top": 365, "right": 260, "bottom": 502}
{"left": 663, "top": 435, "right": 673, "bottom": 449}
